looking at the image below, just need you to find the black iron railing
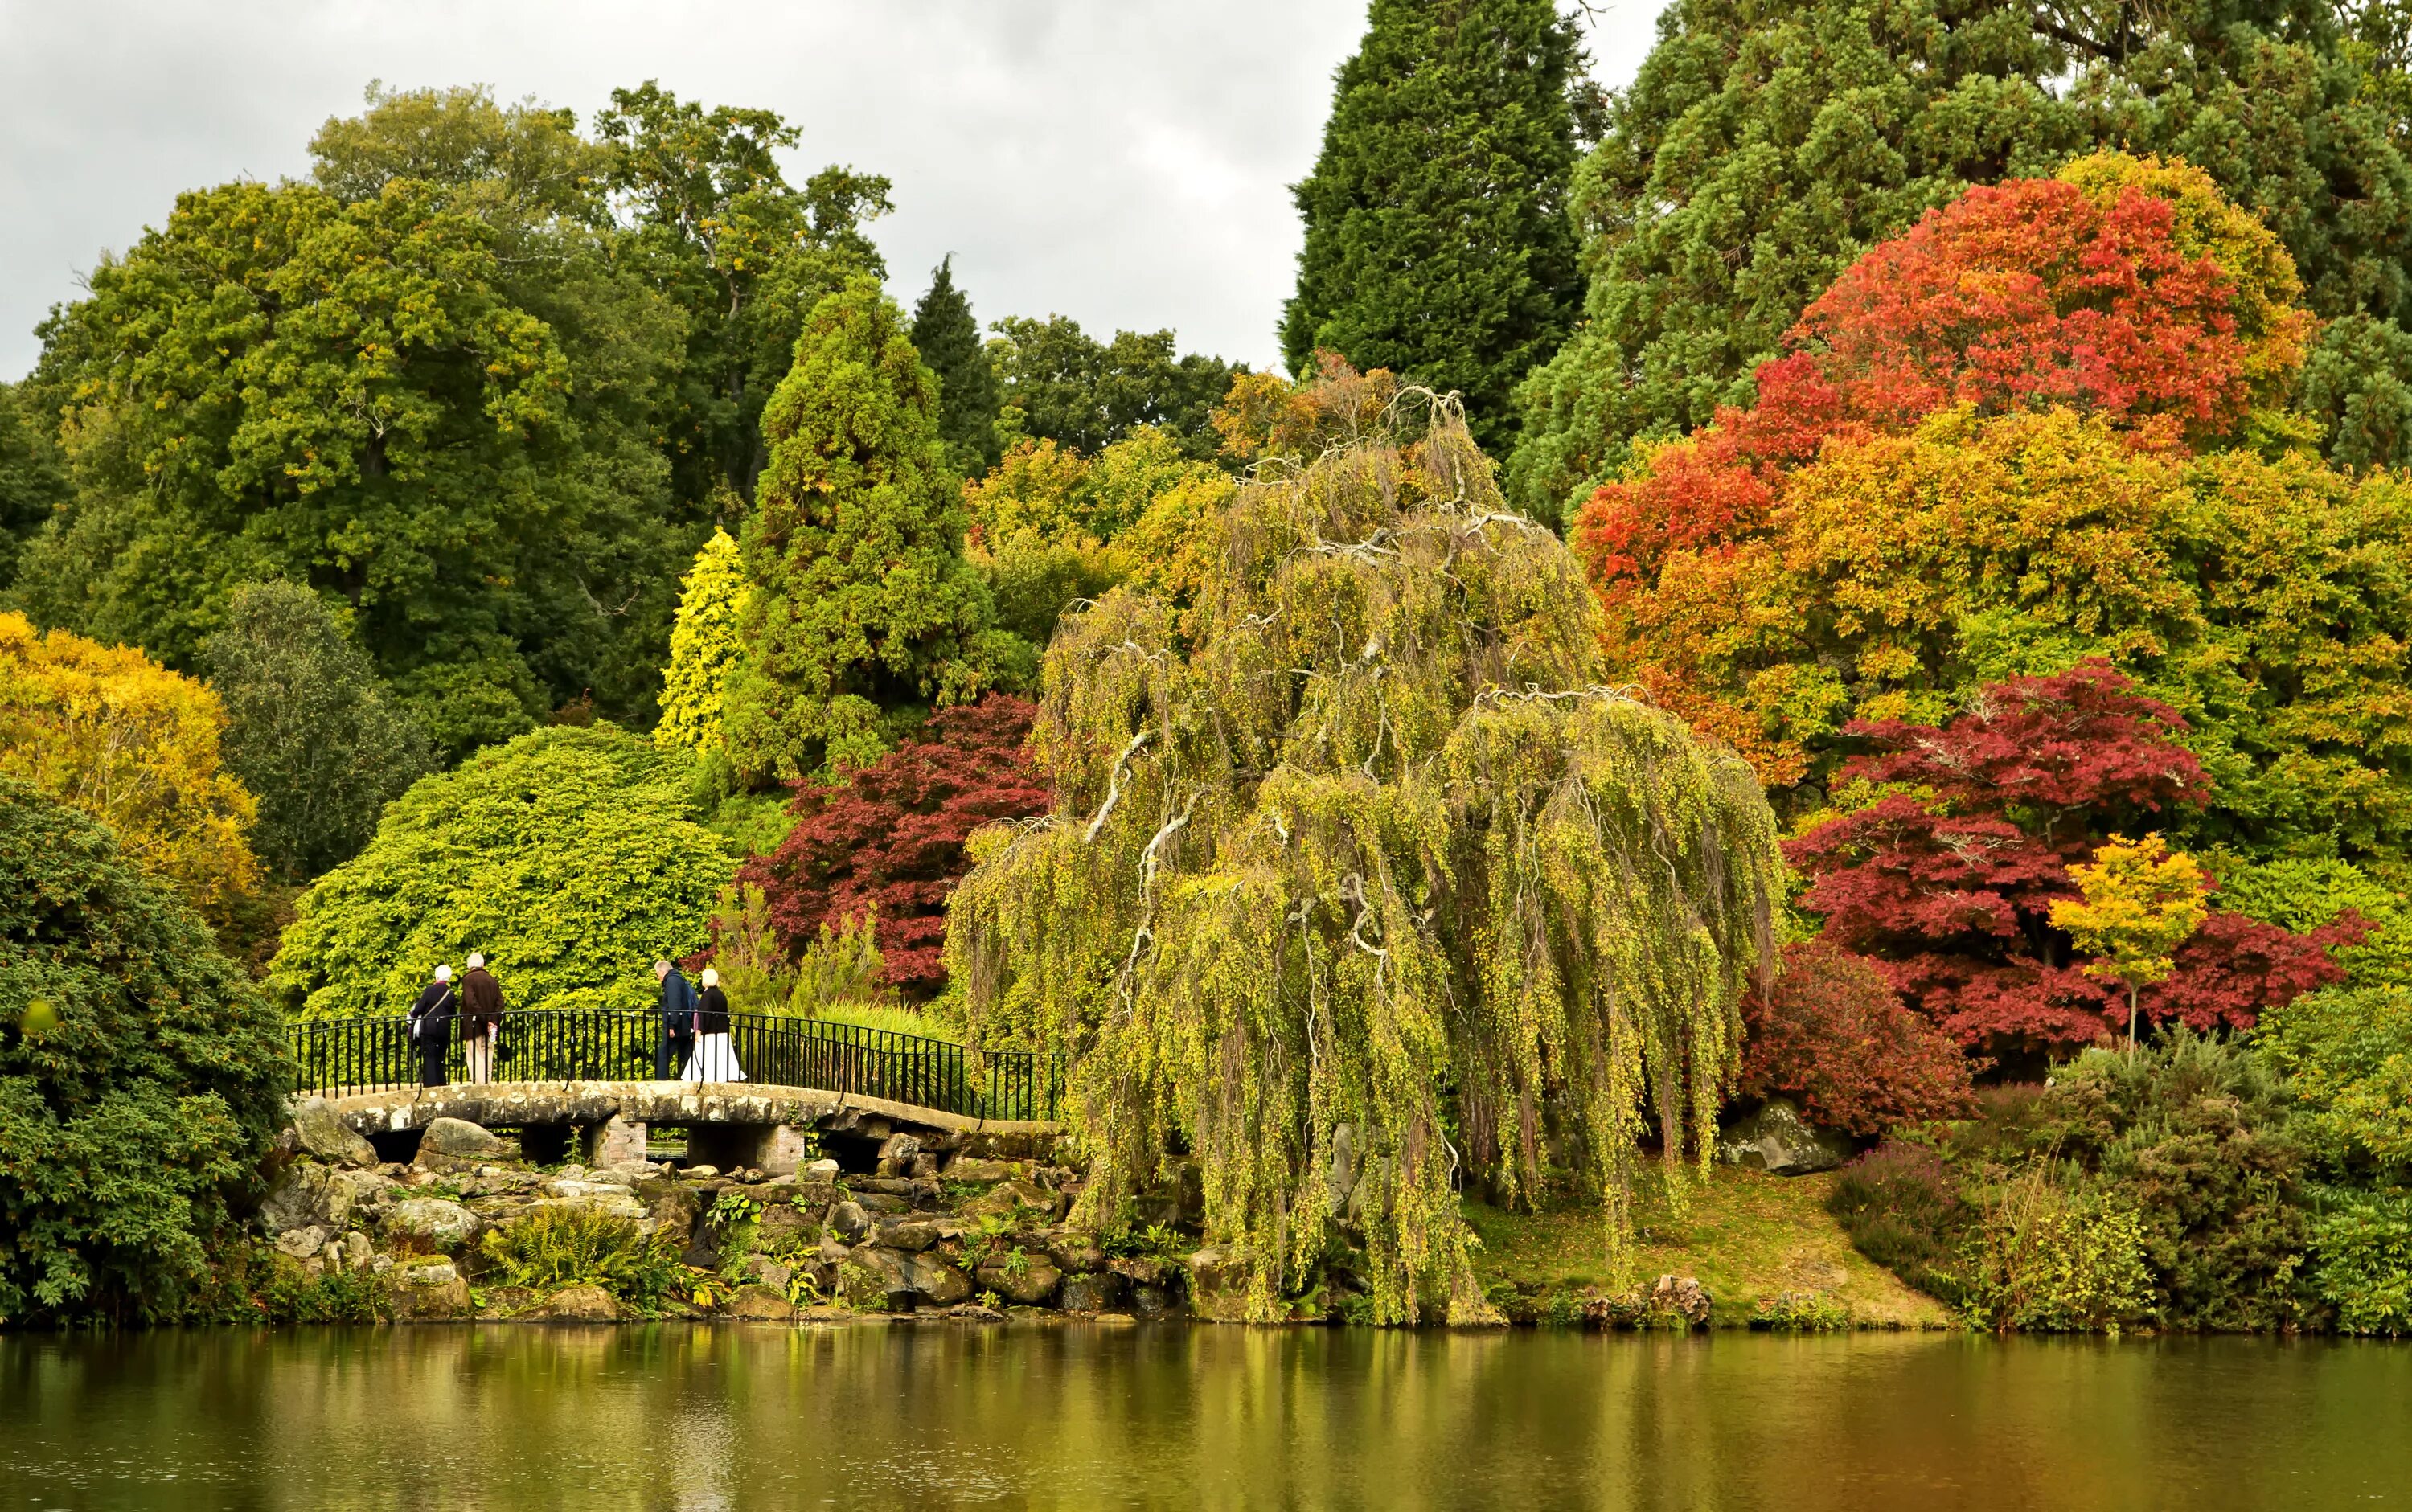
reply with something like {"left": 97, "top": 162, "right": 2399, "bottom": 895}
{"left": 285, "top": 1008, "right": 1065, "bottom": 1121}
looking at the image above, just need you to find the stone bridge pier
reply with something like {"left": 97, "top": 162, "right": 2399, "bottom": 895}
{"left": 327, "top": 1080, "right": 1060, "bottom": 1172}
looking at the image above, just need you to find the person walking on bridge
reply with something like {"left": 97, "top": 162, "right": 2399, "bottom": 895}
{"left": 683, "top": 967, "right": 745, "bottom": 1084}
{"left": 459, "top": 953, "right": 503, "bottom": 1084}
{"left": 653, "top": 959, "right": 696, "bottom": 1080}
{"left": 408, "top": 965, "right": 457, "bottom": 1088}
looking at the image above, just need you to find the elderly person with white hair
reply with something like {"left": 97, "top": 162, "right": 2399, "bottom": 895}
{"left": 682, "top": 967, "right": 745, "bottom": 1084}
{"left": 408, "top": 964, "right": 457, "bottom": 1088}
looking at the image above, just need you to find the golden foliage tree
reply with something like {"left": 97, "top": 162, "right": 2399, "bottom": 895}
{"left": 654, "top": 527, "right": 749, "bottom": 757}
{"left": 0, "top": 612, "right": 260, "bottom": 921}
{"left": 2052, "top": 834, "right": 2209, "bottom": 1052}
{"left": 946, "top": 400, "right": 1781, "bottom": 1323}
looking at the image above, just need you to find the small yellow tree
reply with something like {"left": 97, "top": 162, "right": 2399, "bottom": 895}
{"left": 654, "top": 527, "right": 749, "bottom": 757}
{"left": 2051, "top": 834, "right": 2209, "bottom": 1053}
{"left": 0, "top": 612, "right": 260, "bottom": 921}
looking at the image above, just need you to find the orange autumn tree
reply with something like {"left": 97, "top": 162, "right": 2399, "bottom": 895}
{"left": 0, "top": 612, "right": 260, "bottom": 922}
{"left": 1571, "top": 154, "right": 2412, "bottom": 863}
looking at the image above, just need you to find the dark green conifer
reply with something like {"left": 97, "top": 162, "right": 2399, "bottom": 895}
{"left": 911, "top": 256, "right": 1003, "bottom": 475}
{"left": 1280, "top": 0, "right": 1587, "bottom": 457}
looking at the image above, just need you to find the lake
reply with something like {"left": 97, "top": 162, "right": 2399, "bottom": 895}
{"left": 3, "top": 1325, "right": 2406, "bottom": 1510}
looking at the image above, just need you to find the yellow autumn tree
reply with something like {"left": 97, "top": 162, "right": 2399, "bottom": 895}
{"left": 2052, "top": 834, "right": 2209, "bottom": 1052}
{"left": 0, "top": 612, "right": 260, "bottom": 920}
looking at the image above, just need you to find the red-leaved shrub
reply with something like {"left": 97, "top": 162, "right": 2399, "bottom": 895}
{"left": 742, "top": 695, "right": 1050, "bottom": 998}
{"left": 1741, "top": 940, "right": 1978, "bottom": 1137}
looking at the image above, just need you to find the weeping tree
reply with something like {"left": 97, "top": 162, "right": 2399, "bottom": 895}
{"left": 946, "top": 400, "right": 1781, "bottom": 1324}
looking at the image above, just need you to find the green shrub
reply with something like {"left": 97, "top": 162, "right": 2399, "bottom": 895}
{"left": 2258, "top": 985, "right": 2412, "bottom": 1179}
{"left": 2029, "top": 1035, "right": 2317, "bottom": 1330}
{"left": 270, "top": 725, "right": 736, "bottom": 1020}
{"left": 0, "top": 780, "right": 287, "bottom": 1325}
{"left": 2307, "top": 1188, "right": 2412, "bottom": 1336}
{"left": 477, "top": 1207, "right": 687, "bottom": 1314}
{"left": 1960, "top": 1175, "right": 2155, "bottom": 1334}
{"left": 1750, "top": 1292, "right": 1849, "bottom": 1331}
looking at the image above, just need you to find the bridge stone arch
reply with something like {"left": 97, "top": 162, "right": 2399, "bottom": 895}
{"left": 328, "top": 1080, "right": 1061, "bottom": 1173}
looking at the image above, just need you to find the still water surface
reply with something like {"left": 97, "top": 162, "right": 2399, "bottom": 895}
{"left": 3, "top": 1325, "right": 2406, "bottom": 1510}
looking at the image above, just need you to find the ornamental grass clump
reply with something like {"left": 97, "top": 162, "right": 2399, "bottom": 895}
{"left": 946, "top": 399, "right": 1782, "bottom": 1323}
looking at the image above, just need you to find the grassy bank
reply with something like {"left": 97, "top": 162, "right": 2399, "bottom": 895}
{"left": 1465, "top": 1166, "right": 1951, "bottom": 1330}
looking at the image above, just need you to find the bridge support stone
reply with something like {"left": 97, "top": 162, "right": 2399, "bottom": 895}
{"left": 760, "top": 1125, "right": 814, "bottom": 1176}
{"left": 585, "top": 1114, "right": 647, "bottom": 1167}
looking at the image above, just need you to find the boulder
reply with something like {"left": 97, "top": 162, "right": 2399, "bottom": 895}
{"left": 725, "top": 1284, "right": 795, "bottom": 1321}
{"left": 1057, "top": 1272, "right": 1128, "bottom": 1313}
{"left": 975, "top": 1259, "right": 1062, "bottom": 1307}
{"left": 391, "top": 1260, "right": 470, "bottom": 1320}
{"left": 685, "top": 1165, "right": 721, "bottom": 1179}
{"left": 876, "top": 1219, "right": 945, "bottom": 1253}
{"left": 958, "top": 1180, "right": 1060, "bottom": 1223}
{"left": 1187, "top": 1248, "right": 1249, "bottom": 1323}
{"left": 290, "top": 1098, "right": 378, "bottom": 1167}
{"left": 851, "top": 1244, "right": 914, "bottom": 1295}
{"left": 754, "top": 1201, "right": 821, "bottom": 1248}
{"left": 741, "top": 1254, "right": 794, "bottom": 1295}
{"left": 545, "top": 1284, "right": 620, "bottom": 1321}
{"left": 1715, "top": 1099, "right": 1853, "bottom": 1176}
{"left": 416, "top": 1117, "right": 507, "bottom": 1163}
{"left": 1648, "top": 1273, "right": 1714, "bottom": 1327}
{"left": 827, "top": 1200, "right": 873, "bottom": 1243}
{"left": 480, "top": 1286, "right": 541, "bottom": 1318}
{"left": 853, "top": 1192, "right": 909, "bottom": 1217}
{"left": 837, "top": 1260, "right": 894, "bottom": 1311}
{"left": 1047, "top": 1237, "right": 1106, "bottom": 1275}
{"left": 1108, "top": 1255, "right": 1167, "bottom": 1287}
{"left": 941, "top": 1156, "right": 1028, "bottom": 1185}
{"left": 273, "top": 1225, "right": 330, "bottom": 1261}
{"left": 903, "top": 1251, "right": 973, "bottom": 1305}
{"left": 381, "top": 1198, "right": 482, "bottom": 1249}
{"left": 258, "top": 1162, "right": 337, "bottom": 1235}
{"left": 805, "top": 1158, "right": 842, "bottom": 1177}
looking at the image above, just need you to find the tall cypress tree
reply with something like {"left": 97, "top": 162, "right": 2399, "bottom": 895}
{"left": 910, "top": 256, "right": 1002, "bottom": 475}
{"left": 721, "top": 276, "right": 1021, "bottom": 780}
{"left": 1281, "top": 0, "right": 1587, "bottom": 457}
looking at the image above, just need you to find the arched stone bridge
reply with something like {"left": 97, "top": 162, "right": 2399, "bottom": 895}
{"left": 289, "top": 1007, "right": 1067, "bottom": 1170}
{"left": 323, "top": 1080, "right": 1061, "bottom": 1173}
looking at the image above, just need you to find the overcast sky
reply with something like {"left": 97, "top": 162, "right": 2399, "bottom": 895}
{"left": 0, "top": 2, "right": 1664, "bottom": 381}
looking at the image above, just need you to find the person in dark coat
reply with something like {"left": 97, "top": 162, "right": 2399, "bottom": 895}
{"left": 408, "top": 965, "right": 457, "bottom": 1088}
{"left": 458, "top": 953, "right": 503, "bottom": 1084}
{"left": 653, "top": 959, "right": 695, "bottom": 1080}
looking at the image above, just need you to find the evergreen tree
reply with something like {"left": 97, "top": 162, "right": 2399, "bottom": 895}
{"left": 1508, "top": 0, "right": 2412, "bottom": 525}
{"left": 1280, "top": 0, "right": 1588, "bottom": 457}
{"left": 720, "top": 277, "right": 1022, "bottom": 779}
{"left": 654, "top": 528, "right": 749, "bottom": 757}
{"left": 910, "top": 256, "right": 1002, "bottom": 475}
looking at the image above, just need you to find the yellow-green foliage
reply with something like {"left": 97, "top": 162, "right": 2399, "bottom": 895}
{"left": 0, "top": 611, "right": 261, "bottom": 924}
{"left": 270, "top": 725, "right": 735, "bottom": 1019}
{"left": 654, "top": 528, "right": 748, "bottom": 756}
{"left": 947, "top": 400, "right": 1782, "bottom": 1323}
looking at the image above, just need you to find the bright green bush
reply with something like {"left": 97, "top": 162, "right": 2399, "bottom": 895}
{"left": 1960, "top": 1177, "right": 2155, "bottom": 1334}
{"left": 269, "top": 724, "right": 736, "bottom": 1020}
{"left": 2257, "top": 985, "right": 2412, "bottom": 1178}
{"left": 0, "top": 778, "right": 287, "bottom": 1324}
{"left": 2308, "top": 1188, "right": 2412, "bottom": 1336}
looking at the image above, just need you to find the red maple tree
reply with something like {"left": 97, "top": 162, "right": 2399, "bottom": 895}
{"left": 1740, "top": 940, "right": 1977, "bottom": 1137}
{"left": 741, "top": 695, "right": 1051, "bottom": 999}
{"left": 1785, "top": 664, "right": 2353, "bottom": 1059}
{"left": 1576, "top": 163, "right": 2307, "bottom": 605}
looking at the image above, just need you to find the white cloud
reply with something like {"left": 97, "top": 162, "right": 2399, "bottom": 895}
{"left": 0, "top": 0, "right": 1663, "bottom": 379}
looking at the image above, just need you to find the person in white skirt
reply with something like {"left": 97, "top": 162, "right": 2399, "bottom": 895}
{"left": 682, "top": 967, "right": 745, "bottom": 1083}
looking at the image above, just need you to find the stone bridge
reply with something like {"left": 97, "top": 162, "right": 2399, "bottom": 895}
{"left": 323, "top": 1080, "right": 1062, "bottom": 1174}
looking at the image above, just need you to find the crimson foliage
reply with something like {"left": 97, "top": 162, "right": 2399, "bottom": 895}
{"left": 743, "top": 695, "right": 1048, "bottom": 998}
{"left": 1741, "top": 941, "right": 1976, "bottom": 1138}
{"left": 1787, "top": 663, "right": 2351, "bottom": 1056}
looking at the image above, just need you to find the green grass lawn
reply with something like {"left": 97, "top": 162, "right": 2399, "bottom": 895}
{"left": 1464, "top": 1164, "right": 1953, "bottom": 1329}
